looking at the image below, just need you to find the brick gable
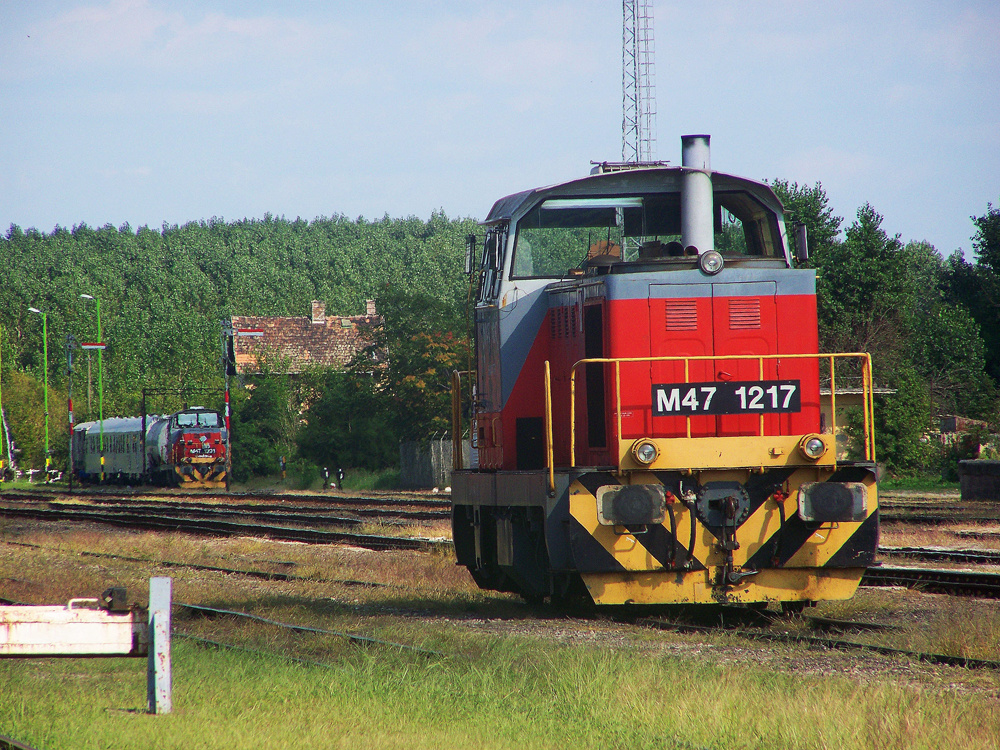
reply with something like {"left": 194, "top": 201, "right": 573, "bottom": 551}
{"left": 231, "top": 301, "right": 380, "bottom": 375}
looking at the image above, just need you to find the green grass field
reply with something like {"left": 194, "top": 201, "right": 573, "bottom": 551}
{"left": 3, "top": 520, "right": 1000, "bottom": 749}
{"left": 5, "top": 629, "right": 1000, "bottom": 750}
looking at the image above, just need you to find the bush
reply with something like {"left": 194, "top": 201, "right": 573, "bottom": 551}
{"left": 936, "top": 425, "right": 999, "bottom": 481}
{"left": 287, "top": 458, "right": 320, "bottom": 490}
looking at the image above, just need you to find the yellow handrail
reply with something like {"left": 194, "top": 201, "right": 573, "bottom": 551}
{"left": 567, "top": 352, "right": 875, "bottom": 468}
{"left": 450, "top": 370, "right": 476, "bottom": 471}
{"left": 544, "top": 361, "right": 554, "bottom": 492}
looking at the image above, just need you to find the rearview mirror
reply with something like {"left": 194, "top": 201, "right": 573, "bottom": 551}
{"left": 794, "top": 223, "right": 808, "bottom": 263}
{"left": 465, "top": 234, "right": 477, "bottom": 275}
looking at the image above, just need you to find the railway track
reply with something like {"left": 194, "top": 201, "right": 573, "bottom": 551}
{"left": 49, "top": 498, "right": 448, "bottom": 524}
{"left": 0, "top": 487, "right": 451, "bottom": 510}
{"left": 877, "top": 491, "right": 1000, "bottom": 525}
{"left": 0, "top": 504, "right": 451, "bottom": 553}
{"left": 0, "top": 485, "right": 451, "bottom": 506}
{"left": 861, "top": 565, "right": 1000, "bottom": 597}
{"left": 880, "top": 511, "right": 1000, "bottom": 525}
{"left": 879, "top": 545, "right": 1000, "bottom": 565}
{"left": 9, "top": 495, "right": 1000, "bottom": 598}
{"left": 638, "top": 614, "right": 1000, "bottom": 670}
{"left": 10, "top": 534, "right": 996, "bottom": 672}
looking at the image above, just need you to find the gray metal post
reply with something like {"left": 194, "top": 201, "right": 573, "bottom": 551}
{"left": 147, "top": 577, "right": 172, "bottom": 714}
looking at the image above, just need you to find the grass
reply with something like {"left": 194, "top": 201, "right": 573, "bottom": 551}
{"left": 880, "top": 475, "right": 960, "bottom": 492}
{"left": 5, "top": 523, "right": 1000, "bottom": 748}
{"left": 340, "top": 467, "right": 403, "bottom": 492}
{"left": 4, "top": 630, "right": 1000, "bottom": 750}
{"left": 230, "top": 466, "right": 403, "bottom": 493}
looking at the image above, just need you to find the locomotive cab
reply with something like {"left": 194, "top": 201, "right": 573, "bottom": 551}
{"left": 452, "top": 135, "right": 879, "bottom": 607}
{"left": 157, "top": 407, "right": 227, "bottom": 487}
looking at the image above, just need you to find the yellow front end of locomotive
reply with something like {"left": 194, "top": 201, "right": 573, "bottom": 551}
{"left": 569, "top": 434, "right": 878, "bottom": 606}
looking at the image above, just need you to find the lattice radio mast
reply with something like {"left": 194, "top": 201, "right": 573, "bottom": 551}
{"left": 622, "top": 0, "right": 657, "bottom": 163}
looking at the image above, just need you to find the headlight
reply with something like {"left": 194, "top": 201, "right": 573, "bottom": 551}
{"left": 631, "top": 439, "right": 659, "bottom": 465}
{"left": 698, "top": 250, "right": 724, "bottom": 275}
{"left": 798, "top": 434, "right": 827, "bottom": 460}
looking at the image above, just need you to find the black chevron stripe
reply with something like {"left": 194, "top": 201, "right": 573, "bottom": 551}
{"left": 576, "top": 471, "right": 620, "bottom": 497}
{"left": 742, "top": 467, "right": 798, "bottom": 517}
{"left": 824, "top": 510, "right": 879, "bottom": 567}
{"left": 743, "top": 512, "right": 815, "bottom": 570}
{"left": 743, "top": 469, "right": 879, "bottom": 570}
{"left": 828, "top": 464, "right": 877, "bottom": 483}
{"left": 625, "top": 521, "right": 707, "bottom": 571}
{"left": 566, "top": 515, "right": 627, "bottom": 573}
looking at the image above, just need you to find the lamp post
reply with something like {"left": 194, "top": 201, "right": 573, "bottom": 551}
{"left": 80, "top": 294, "right": 105, "bottom": 482}
{"left": 66, "top": 333, "right": 77, "bottom": 493}
{"left": 0, "top": 323, "right": 6, "bottom": 482}
{"left": 27, "top": 307, "right": 50, "bottom": 479}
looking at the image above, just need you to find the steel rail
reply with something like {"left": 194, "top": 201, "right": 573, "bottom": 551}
{"left": 0, "top": 506, "right": 453, "bottom": 553}
{"left": 0, "top": 734, "right": 41, "bottom": 750}
{"left": 879, "top": 511, "right": 1000, "bottom": 524}
{"left": 639, "top": 617, "right": 1000, "bottom": 670}
{"left": 879, "top": 545, "right": 1000, "bottom": 565}
{"left": 12, "top": 502, "right": 404, "bottom": 530}
{"left": 56, "top": 497, "right": 450, "bottom": 521}
{"left": 46, "top": 500, "right": 439, "bottom": 526}
{"left": 179, "top": 602, "right": 443, "bottom": 656}
{"left": 1, "top": 539, "right": 409, "bottom": 592}
{"left": 0, "top": 488, "right": 451, "bottom": 510}
{"left": 862, "top": 565, "right": 1000, "bottom": 597}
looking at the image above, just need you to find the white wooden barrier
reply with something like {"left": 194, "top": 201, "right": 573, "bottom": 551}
{"left": 0, "top": 578, "right": 172, "bottom": 714}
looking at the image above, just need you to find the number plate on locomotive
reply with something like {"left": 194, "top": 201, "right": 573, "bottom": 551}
{"left": 652, "top": 380, "right": 801, "bottom": 415}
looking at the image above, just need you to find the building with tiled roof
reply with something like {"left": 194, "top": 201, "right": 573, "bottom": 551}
{"left": 230, "top": 300, "right": 380, "bottom": 375}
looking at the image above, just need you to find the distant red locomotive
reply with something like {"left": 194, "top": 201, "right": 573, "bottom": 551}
{"left": 73, "top": 407, "right": 227, "bottom": 488}
{"left": 452, "top": 135, "right": 878, "bottom": 607}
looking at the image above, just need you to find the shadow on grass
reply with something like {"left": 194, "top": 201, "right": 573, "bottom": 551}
{"left": 178, "top": 589, "right": 782, "bottom": 632}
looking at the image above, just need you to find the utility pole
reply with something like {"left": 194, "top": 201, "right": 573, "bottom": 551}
{"left": 220, "top": 320, "right": 263, "bottom": 492}
{"left": 622, "top": 0, "right": 657, "bottom": 163}
{"left": 27, "top": 307, "right": 50, "bottom": 479}
{"left": 80, "top": 294, "right": 105, "bottom": 481}
{"left": 67, "top": 334, "right": 76, "bottom": 493}
{"left": 0, "top": 323, "right": 6, "bottom": 482}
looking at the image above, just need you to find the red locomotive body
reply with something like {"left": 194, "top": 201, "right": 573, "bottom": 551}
{"left": 452, "top": 136, "right": 879, "bottom": 607}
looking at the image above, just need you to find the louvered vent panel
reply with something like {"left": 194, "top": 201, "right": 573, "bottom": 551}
{"left": 551, "top": 307, "right": 575, "bottom": 339}
{"left": 664, "top": 300, "right": 698, "bottom": 331}
{"left": 729, "top": 298, "right": 761, "bottom": 329}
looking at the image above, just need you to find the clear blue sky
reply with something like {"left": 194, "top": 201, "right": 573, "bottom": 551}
{"left": 2, "top": 0, "right": 997, "bottom": 257}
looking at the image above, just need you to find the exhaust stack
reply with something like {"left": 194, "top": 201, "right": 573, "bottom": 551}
{"left": 680, "top": 135, "right": 714, "bottom": 255}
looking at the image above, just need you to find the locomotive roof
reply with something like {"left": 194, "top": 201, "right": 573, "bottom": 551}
{"left": 481, "top": 166, "right": 784, "bottom": 226}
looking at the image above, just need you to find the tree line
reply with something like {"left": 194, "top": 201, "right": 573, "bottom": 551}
{"left": 0, "top": 212, "right": 475, "bottom": 472}
{"left": 774, "top": 183, "right": 998, "bottom": 474}
{"left": 1, "top": 190, "right": 998, "bottom": 479}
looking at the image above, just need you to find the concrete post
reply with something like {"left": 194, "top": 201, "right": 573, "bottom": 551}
{"left": 147, "top": 577, "right": 172, "bottom": 714}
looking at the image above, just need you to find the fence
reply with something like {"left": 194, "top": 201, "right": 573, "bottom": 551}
{"left": 399, "top": 434, "right": 476, "bottom": 489}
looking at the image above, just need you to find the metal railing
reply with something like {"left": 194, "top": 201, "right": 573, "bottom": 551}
{"left": 451, "top": 370, "right": 477, "bottom": 471}
{"left": 550, "top": 352, "right": 875, "bottom": 470}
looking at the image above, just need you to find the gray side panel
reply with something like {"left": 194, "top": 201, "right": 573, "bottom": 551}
{"left": 498, "top": 286, "right": 550, "bottom": 406}
{"left": 452, "top": 470, "right": 497, "bottom": 507}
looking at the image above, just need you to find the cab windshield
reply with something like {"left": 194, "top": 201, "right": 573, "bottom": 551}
{"left": 174, "top": 411, "right": 219, "bottom": 428}
{"left": 511, "top": 192, "right": 781, "bottom": 278}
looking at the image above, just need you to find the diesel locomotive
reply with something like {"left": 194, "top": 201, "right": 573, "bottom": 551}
{"left": 72, "top": 407, "right": 227, "bottom": 488}
{"left": 451, "top": 135, "right": 878, "bottom": 607}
